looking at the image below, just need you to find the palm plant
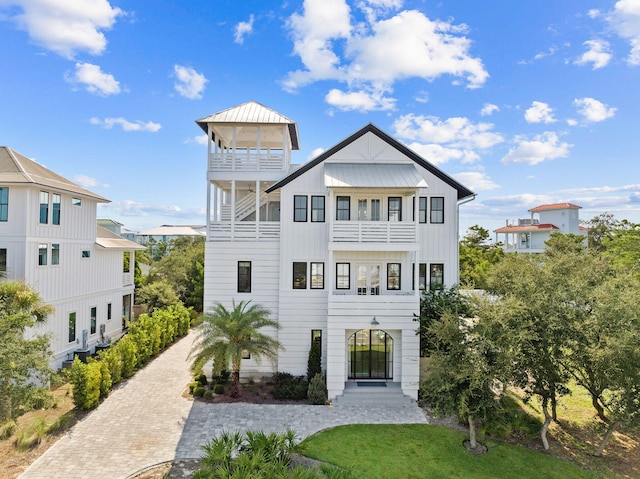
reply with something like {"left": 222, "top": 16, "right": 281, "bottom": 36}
{"left": 190, "top": 300, "right": 282, "bottom": 397}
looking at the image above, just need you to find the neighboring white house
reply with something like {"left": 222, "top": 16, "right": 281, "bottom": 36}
{"left": 197, "top": 101, "right": 475, "bottom": 401}
{"left": 494, "top": 202, "right": 588, "bottom": 253}
{"left": 0, "top": 146, "right": 144, "bottom": 369}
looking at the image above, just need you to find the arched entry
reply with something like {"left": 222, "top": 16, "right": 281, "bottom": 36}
{"left": 348, "top": 329, "right": 393, "bottom": 380}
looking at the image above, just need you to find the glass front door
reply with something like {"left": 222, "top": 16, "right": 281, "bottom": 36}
{"left": 348, "top": 329, "right": 393, "bottom": 379}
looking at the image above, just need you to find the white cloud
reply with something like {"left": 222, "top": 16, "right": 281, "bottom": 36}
{"left": 574, "top": 39, "right": 612, "bottom": 69}
{"left": 405, "top": 142, "right": 478, "bottom": 165}
{"left": 588, "top": 9, "right": 601, "bottom": 19}
{"left": 0, "top": 0, "right": 123, "bottom": 59}
{"left": 524, "top": 101, "right": 556, "bottom": 124}
{"left": 606, "top": 0, "right": 640, "bottom": 65}
{"left": 234, "top": 14, "right": 254, "bottom": 45}
{"left": 284, "top": 1, "right": 488, "bottom": 111}
{"left": 308, "top": 147, "right": 326, "bottom": 161}
{"left": 173, "top": 65, "right": 208, "bottom": 100}
{"left": 325, "top": 87, "right": 395, "bottom": 111}
{"left": 453, "top": 170, "right": 499, "bottom": 192}
{"left": 573, "top": 97, "right": 617, "bottom": 122}
{"left": 480, "top": 103, "right": 499, "bottom": 116}
{"left": 184, "top": 134, "right": 208, "bottom": 146}
{"left": 501, "top": 132, "right": 572, "bottom": 165}
{"left": 107, "top": 200, "right": 206, "bottom": 219}
{"left": 90, "top": 117, "right": 162, "bottom": 132}
{"left": 66, "top": 62, "right": 120, "bottom": 96}
{"left": 73, "top": 174, "right": 109, "bottom": 188}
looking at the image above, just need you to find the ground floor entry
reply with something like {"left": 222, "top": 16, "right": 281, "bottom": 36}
{"left": 347, "top": 329, "right": 393, "bottom": 380}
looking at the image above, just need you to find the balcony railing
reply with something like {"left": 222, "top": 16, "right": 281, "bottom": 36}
{"left": 207, "top": 222, "right": 280, "bottom": 241}
{"left": 331, "top": 221, "right": 416, "bottom": 244}
{"left": 208, "top": 152, "right": 286, "bottom": 171}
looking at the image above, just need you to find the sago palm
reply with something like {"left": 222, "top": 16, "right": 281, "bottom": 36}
{"left": 190, "top": 300, "right": 281, "bottom": 397}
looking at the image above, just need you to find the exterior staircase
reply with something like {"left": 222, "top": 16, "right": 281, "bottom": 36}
{"left": 332, "top": 381, "right": 415, "bottom": 407}
{"left": 220, "top": 192, "right": 269, "bottom": 221}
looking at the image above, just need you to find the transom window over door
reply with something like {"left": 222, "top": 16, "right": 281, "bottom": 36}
{"left": 357, "top": 198, "right": 381, "bottom": 221}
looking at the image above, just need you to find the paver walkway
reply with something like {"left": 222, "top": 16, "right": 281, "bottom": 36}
{"left": 19, "top": 332, "right": 427, "bottom": 479}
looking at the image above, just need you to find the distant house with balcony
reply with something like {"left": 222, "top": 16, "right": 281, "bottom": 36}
{"left": 196, "top": 101, "right": 475, "bottom": 401}
{"left": 0, "top": 147, "right": 144, "bottom": 369}
{"left": 493, "top": 202, "right": 588, "bottom": 253}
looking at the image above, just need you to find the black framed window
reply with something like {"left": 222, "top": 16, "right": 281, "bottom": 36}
{"left": 90, "top": 306, "right": 97, "bottom": 335}
{"left": 39, "top": 191, "right": 49, "bottom": 224}
{"left": 68, "top": 312, "right": 76, "bottom": 343}
{"left": 107, "top": 303, "right": 112, "bottom": 321}
{"left": 311, "top": 329, "right": 322, "bottom": 352}
{"left": 388, "top": 197, "right": 402, "bottom": 221}
{"left": 0, "top": 248, "right": 6, "bottom": 273}
{"left": 293, "top": 262, "right": 307, "bottom": 289}
{"left": 336, "top": 196, "right": 350, "bottom": 221}
{"left": 387, "top": 263, "right": 401, "bottom": 290}
{"left": 430, "top": 197, "right": 444, "bottom": 224}
{"left": 413, "top": 263, "right": 427, "bottom": 290}
{"left": 311, "top": 196, "right": 325, "bottom": 222}
{"left": 38, "top": 244, "right": 47, "bottom": 266}
{"left": 51, "top": 243, "right": 60, "bottom": 265}
{"left": 311, "top": 262, "right": 324, "bottom": 289}
{"left": 0, "top": 187, "right": 8, "bottom": 221}
{"left": 336, "top": 263, "right": 350, "bottom": 289}
{"left": 419, "top": 197, "right": 427, "bottom": 223}
{"left": 238, "top": 261, "right": 252, "bottom": 292}
{"left": 430, "top": 263, "right": 444, "bottom": 290}
{"left": 294, "top": 195, "right": 308, "bottom": 222}
{"left": 52, "top": 193, "right": 61, "bottom": 225}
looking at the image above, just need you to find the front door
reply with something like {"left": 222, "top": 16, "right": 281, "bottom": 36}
{"left": 348, "top": 329, "right": 393, "bottom": 379}
{"left": 357, "top": 264, "right": 380, "bottom": 295}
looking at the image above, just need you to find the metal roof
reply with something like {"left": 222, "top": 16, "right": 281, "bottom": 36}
{"left": 324, "top": 163, "right": 428, "bottom": 189}
{"left": 95, "top": 226, "right": 145, "bottom": 250}
{"left": 0, "top": 146, "right": 109, "bottom": 202}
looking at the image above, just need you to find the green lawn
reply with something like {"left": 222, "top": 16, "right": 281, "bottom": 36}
{"left": 301, "top": 424, "right": 605, "bottom": 479}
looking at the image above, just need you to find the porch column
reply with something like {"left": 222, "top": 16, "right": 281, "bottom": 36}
{"left": 231, "top": 180, "right": 236, "bottom": 241}
{"left": 401, "top": 329, "right": 420, "bottom": 400}
{"left": 255, "top": 180, "right": 260, "bottom": 239}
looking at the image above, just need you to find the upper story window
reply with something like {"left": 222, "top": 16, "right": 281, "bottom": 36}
{"left": 0, "top": 187, "right": 8, "bottom": 222}
{"left": 38, "top": 244, "right": 47, "bottom": 266}
{"left": 336, "top": 196, "right": 350, "bottom": 221}
{"left": 388, "top": 197, "right": 402, "bottom": 221}
{"left": 90, "top": 306, "right": 97, "bottom": 335}
{"left": 39, "top": 191, "right": 49, "bottom": 224}
{"left": 336, "top": 263, "right": 350, "bottom": 289}
{"left": 82, "top": 250, "right": 91, "bottom": 258}
{"left": 238, "top": 261, "right": 251, "bottom": 293}
{"left": 294, "top": 195, "right": 308, "bottom": 222}
{"left": 430, "top": 197, "right": 444, "bottom": 224}
{"left": 107, "top": 302, "right": 112, "bottom": 321}
{"left": 293, "top": 262, "right": 307, "bottom": 289}
{"left": 430, "top": 263, "right": 444, "bottom": 290}
{"left": 52, "top": 194, "right": 61, "bottom": 225}
{"left": 311, "top": 196, "right": 325, "bottom": 222}
{"left": 72, "top": 197, "right": 81, "bottom": 207}
{"left": 387, "top": 263, "right": 401, "bottom": 290}
{"left": 358, "top": 198, "right": 381, "bottom": 221}
{"left": 311, "top": 262, "right": 324, "bottom": 289}
{"left": 419, "top": 197, "right": 427, "bottom": 223}
{"left": 51, "top": 243, "right": 60, "bottom": 265}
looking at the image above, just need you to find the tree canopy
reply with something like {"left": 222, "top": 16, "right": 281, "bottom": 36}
{"left": 459, "top": 225, "right": 504, "bottom": 289}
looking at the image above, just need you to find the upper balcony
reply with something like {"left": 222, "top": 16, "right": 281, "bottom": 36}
{"left": 209, "top": 149, "right": 286, "bottom": 172}
{"left": 330, "top": 221, "right": 416, "bottom": 249}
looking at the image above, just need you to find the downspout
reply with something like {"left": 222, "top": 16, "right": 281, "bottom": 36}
{"left": 456, "top": 194, "right": 477, "bottom": 285}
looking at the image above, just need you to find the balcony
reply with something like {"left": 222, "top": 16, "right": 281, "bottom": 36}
{"left": 330, "top": 221, "right": 417, "bottom": 249}
{"left": 208, "top": 151, "right": 286, "bottom": 172}
{"left": 207, "top": 222, "right": 280, "bottom": 241}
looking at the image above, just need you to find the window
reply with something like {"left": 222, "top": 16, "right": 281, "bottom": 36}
{"left": 311, "top": 196, "right": 325, "bottom": 222}
{"left": 294, "top": 195, "right": 308, "bottom": 222}
{"left": 0, "top": 187, "right": 8, "bottom": 221}
{"left": 242, "top": 349, "right": 251, "bottom": 359}
{"left": 336, "top": 263, "right": 350, "bottom": 289}
{"left": 238, "top": 261, "right": 251, "bottom": 293}
{"left": 387, "top": 263, "right": 401, "bottom": 290}
{"left": 51, "top": 243, "right": 60, "bottom": 265}
{"left": 430, "top": 197, "right": 444, "bottom": 224}
{"left": 38, "top": 244, "right": 47, "bottom": 266}
{"left": 107, "top": 303, "right": 112, "bottom": 321}
{"left": 311, "top": 262, "right": 324, "bottom": 289}
{"left": 52, "top": 193, "right": 61, "bottom": 225}
{"left": 430, "top": 263, "right": 444, "bottom": 290}
{"left": 358, "top": 198, "right": 381, "bottom": 221}
{"left": 312, "top": 329, "right": 322, "bottom": 352}
{"left": 68, "top": 312, "right": 76, "bottom": 343}
{"left": 72, "top": 197, "right": 81, "bottom": 206}
{"left": 0, "top": 248, "right": 6, "bottom": 273}
{"left": 388, "top": 197, "right": 402, "bottom": 221}
{"left": 39, "top": 191, "right": 49, "bottom": 224}
{"left": 419, "top": 197, "right": 427, "bottom": 223}
{"left": 90, "top": 307, "right": 97, "bottom": 335}
{"left": 412, "top": 263, "right": 427, "bottom": 290}
{"left": 293, "top": 262, "right": 307, "bottom": 289}
{"left": 82, "top": 250, "right": 91, "bottom": 258}
{"left": 336, "top": 196, "right": 350, "bottom": 220}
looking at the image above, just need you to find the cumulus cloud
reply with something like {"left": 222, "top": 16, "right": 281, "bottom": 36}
{"left": 480, "top": 103, "right": 499, "bottom": 116}
{"left": 284, "top": 0, "right": 487, "bottom": 111}
{"left": 606, "top": 0, "right": 640, "bottom": 65}
{"left": 453, "top": 170, "right": 499, "bottom": 192}
{"left": 308, "top": 147, "right": 326, "bottom": 161}
{"left": 66, "top": 62, "right": 120, "bottom": 96}
{"left": 90, "top": 117, "right": 162, "bottom": 132}
{"left": 574, "top": 39, "right": 612, "bottom": 69}
{"left": 184, "top": 134, "right": 208, "bottom": 146}
{"left": 106, "top": 199, "right": 205, "bottom": 219}
{"left": 173, "top": 65, "right": 208, "bottom": 100}
{"left": 405, "top": 143, "right": 479, "bottom": 165}
{"left": 501, "top": 132, "right": 572, "bottom": 165}
{"left": 524, "top": 101, "right": 556, "bottom": 124}
{"left": 325, "top": 87, "right": 396, "bottom": 111}
{"left": 0, "top": 0, "right": 123, "bottom": 59}
{"left": 573, "top": 97, "right": 617, "bottom": 122}
{"left": 234, "top": 14, "right": 254, "bottom": 44}
{"left": 73, "top": 174, "right": 109, "bottom": 188}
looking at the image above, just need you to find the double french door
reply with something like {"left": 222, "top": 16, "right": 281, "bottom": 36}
{"left": 348, "top": 329, "right": 393, "bottom": 379}
{"left": 357, "top": 264, "right": 380, "bottom": 295}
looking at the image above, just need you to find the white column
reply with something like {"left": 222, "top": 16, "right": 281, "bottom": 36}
{"left": 231, "top": 180, "right": 236, "bottom": 241}
{"left": 255, "top": 180, "right": 260, "bottom": 239}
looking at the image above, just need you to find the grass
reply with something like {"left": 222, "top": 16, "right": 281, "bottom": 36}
{"left": 302, "top": 424, "right": 605, "bottom": 479}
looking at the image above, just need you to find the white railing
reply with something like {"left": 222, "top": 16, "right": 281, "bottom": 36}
{"left": 122, "top": 272, "right": 134, "bottom": 286}
{"left": 207, "top": 222, "right": 280, "bottom": 241}
{"left": 208, "top": 152, "right": 286, "bottom": 171}
{"left": 331, "top": 221, "right": 416, "bottom": 243}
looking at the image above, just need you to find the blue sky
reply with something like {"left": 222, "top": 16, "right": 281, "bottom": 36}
{"left": 1, "top": 0, "right": 639, "bottom": 236}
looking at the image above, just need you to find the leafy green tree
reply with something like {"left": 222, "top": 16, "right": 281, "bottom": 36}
{"left": 602, "top": 220, "right": 640, "bottom": 271}
{"left": 189, "top": 300, "right": 282, "bottom": 397}
{"left": 459, "top": 225, "right": 504, "bottom": 289}
{"left": 582, "top": 212, "right": 620, "bottom": 251}
{"left": 0, "top": 281, "right": 54, "bottom": 421}
{"left": 136, "top": 279, "right": 180, "bottom": 313}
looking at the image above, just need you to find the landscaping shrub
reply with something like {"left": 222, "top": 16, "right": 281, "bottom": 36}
{"left": 213, "top": 384, "right": 225, "bottom": 395}
{"left": 189, "top": 382, "right": 199, "bottom": 394}
{"left": 195, "top": 373, "right": 208, "bottom": 385}
{"left": 307, "top": 373, "right": 327, "bottom": 405}
{"left": 117, "top": 335, "right": 138, "bottom": 379}
{"left": 98, "top": 347, "right": 122, "bottom": 384}
{"left": 98, "top": 360, "right": 112, "bottom": 398}
{"left": 0, "top": 419, "right": 16, "bottom": 440}
{"left": 307, "top": 340, "right": 322, "bottom": 382}
{"left": 67, "top": 358, "right": 102, "bottom": 410}
{"left": 271, "top": 372, "right": 308, "bottom": 400}
{"left": 212, "top": 370, "right": 231, "bottom": 385}
{"left": 193, "top": 385, "right": 205, "bottom": 397}
{"left": 14, "top": 418, "right": 48, "bottom": 451}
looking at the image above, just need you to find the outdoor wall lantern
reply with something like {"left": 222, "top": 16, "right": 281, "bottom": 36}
{"left": 371, "top": 316, "right": 379, "bottom": 326}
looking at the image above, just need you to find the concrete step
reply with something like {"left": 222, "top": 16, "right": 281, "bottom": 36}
{"left": 332, "top": 382, "right": 415, "bottom": 407}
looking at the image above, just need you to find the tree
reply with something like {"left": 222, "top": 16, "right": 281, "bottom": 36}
{"left": 582, "top": 212, "right": 620, "bottom": 251}
{"left": 459, "top": 225, "right": 504, "bottom": 289}
{"left": 189, "top": 300, "right": 282, "bottom": 397}
{"left": 602, "top": 220, "right": 640, "bottom": 271}
{"left": 136, "top": 279, "right": 180, "bottom": 313}
{"left": 0, "top": 281, "right": 54, "bottom": 421}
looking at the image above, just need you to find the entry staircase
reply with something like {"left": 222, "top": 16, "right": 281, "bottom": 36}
{"left": 332, "top": 381, "right": 415, "bottom": 407}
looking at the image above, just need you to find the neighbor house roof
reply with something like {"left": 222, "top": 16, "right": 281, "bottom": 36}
{"left": 97, "top": 218, "right": 124, "bottom": 227}
{"left": 95, "top": 226, "right": 145, "bottom": 250}
{"left": 0, "top": 146, "right": 109, "bottom": 202}
{"left": 493, "top": 224, "right": 559, "bottom": 234}
{"left": 529, "top": 203, "right": 581, "bottom": 213}
{"left": 266, "top": 123, "right": 475, "bottom": 200}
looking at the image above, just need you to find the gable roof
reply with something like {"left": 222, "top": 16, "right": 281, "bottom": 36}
{"left": 265, "top": 123, "right": 475, "bottom": 200}
{"left": 0, "top": 146, "right": 109, "bottom": 202}
{"left": 529, "top": 202, "right": 581, "bottom": 213}
{"left": 195, "top": 101, "right": 300, "bottom": 150}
